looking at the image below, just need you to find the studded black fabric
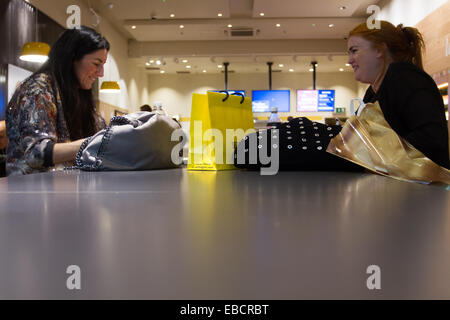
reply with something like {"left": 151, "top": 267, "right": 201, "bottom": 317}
{"left": 234, "top": 117, "right": 364, "bottom": 171}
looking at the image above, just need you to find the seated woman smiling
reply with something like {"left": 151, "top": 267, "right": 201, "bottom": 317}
{"left": 347, "top": 21, "right": 449, "bottom": 169}
{"left": 6, "top": 26, "right": 109, "bottom": 175}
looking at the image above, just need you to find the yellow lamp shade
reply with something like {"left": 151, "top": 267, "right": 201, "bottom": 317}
{"left": 100, "top": 81, "right": 121, "bottom": 93}
{"left": 19, "top": 42, "right": 50, "bottom": 63}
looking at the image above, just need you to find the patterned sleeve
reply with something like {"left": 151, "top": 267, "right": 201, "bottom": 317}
{"left": 6, "top": 89, "right": 58, "bottom": 175}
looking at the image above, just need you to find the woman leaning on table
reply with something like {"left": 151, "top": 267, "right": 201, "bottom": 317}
{"left": 347, "top": 20, "right": 449, "bottom": 169}
{"left": 6, "top": 26, "right": 109, "bottom": 176}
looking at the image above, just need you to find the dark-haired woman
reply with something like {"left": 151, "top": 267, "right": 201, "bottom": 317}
{"left": 347, "top": 21, "right": 449, "bottom": 169}
{"left": 6, "top": 26, "right": 109, "bottom": 175}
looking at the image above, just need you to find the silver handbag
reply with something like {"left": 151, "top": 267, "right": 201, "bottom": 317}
{"left": 74, "top": 112, "right": 185, "bottom": 171}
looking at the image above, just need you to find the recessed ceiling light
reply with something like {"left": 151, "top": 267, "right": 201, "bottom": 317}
{"left": 276, "top": 24, "right": 281, "bottom": 28}
{"left": 202, "top": 70, "right": 207, "bottom": 73}
{"left": 186, "top": 65, "right": 191, "bottom": 69}
{"left": 309, "top": 68, "right": 314, "bottom": 72}
{"left": 289, "top": 69, "right": 294, "bottom": 72}
{"left": 182, "top": 59, "right": 188, "bottom": 63}
{"left": 170, "top": 14, "right": 175, "bottom": 18}
{"left": 131, "top": 25, "right": 136, "bottom": 29}
{"left": 329, "top": 24, "right": 334, "bottom": 28}
{"left": 160, "top": 70, "right": 165, "bottom": 74}
{"left": 179, "top": 25, "right": 184, "bottom": 29}
{"left": 339, "top": 6, "right": 346, "bottom": 10}
{"left": 218, "top": 13, "right": 223, "bottom": 17}
{"left": 278, "top": 64, "right": 284, "bottom": 67}
{"left": 149, "top": 60, "right": 154, "bottom": 63}
{"left": 339, "top": 68, "right": 344, "bottom": 72}
{"left": 227, "top": 24, "right": 232, "bottom": 28}
{"left": 145, "top": 62, "right": 150, "bottom": 66}
{"left": 345, "top": 63, "right": 350, "bottom": 66}
{"left": 217, "top": 65, "right": 223, "bottom": 68}
{"left": 259, "top": 13, "right": 265, "bottom": 16}
{"left": 156, "top": 60, "right": 161, "bottom": 65}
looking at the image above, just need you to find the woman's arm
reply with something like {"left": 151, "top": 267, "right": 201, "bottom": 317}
{"left": 52, "top": 139, "right": 85, "bottom": 164}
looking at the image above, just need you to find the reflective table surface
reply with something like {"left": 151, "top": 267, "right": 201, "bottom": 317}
{"left": 0, "top": 169, "right": 449, "bottom": 299}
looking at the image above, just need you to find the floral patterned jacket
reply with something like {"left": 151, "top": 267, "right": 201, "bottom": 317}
{"left": 6, "top": 73, "right": 106, "bottom": 176}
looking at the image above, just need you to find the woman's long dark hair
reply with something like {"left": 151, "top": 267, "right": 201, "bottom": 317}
{"left": 37, "top": 26, "right": 110, "bottom": 140}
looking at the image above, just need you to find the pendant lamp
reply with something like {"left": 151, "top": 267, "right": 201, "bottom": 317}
{"left": 100, "top": 81, "right": 120, "bottom": 93}
{"left": 100, "top": 56, "right": 120, "bottom": 93}
{"left": 19, "top": 6, "right": 50, "bottom": 63}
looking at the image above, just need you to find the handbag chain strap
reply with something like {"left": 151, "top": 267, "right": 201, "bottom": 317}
{"left": 66, "top": 115, "right": 134, "bottom": 171}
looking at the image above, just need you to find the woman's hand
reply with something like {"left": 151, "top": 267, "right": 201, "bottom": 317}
{"left": 52, "top": 139, "right": 85, "bottom": 164}
{"left": 0, "top": 121, "right": 7, "bottom": 150}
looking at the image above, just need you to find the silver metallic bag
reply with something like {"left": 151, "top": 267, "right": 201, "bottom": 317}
{"left": 74, "top": 112, "right": 185, "bottom": 171}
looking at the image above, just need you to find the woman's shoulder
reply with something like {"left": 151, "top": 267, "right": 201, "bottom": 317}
{"left": 8, "top": 72, "right": 56, "bottom": 109}
{"left": 19, "top": 72, "right": 55, "bottom": 96}
{"left": 385, "top": 62, "right": 437, "bottom": 90}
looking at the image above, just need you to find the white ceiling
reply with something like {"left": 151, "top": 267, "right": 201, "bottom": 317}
{"left": 89, "top": 0, "right": 381, "bottom": 74}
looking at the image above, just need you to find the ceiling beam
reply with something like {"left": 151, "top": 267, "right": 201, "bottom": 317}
{"left": 128, "top": 39, "right": 348, "bottom": 58}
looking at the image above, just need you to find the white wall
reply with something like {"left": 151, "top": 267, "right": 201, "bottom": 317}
{"left": 146, "top": 72, "right": 360, "bottom": 123}
{"left": 377, "top": 0, "right": 448, "bottom": 26}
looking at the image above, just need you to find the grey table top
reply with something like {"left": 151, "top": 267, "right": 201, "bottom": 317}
{"left": 0, "top": 168, "right": 449, "bottom": 299}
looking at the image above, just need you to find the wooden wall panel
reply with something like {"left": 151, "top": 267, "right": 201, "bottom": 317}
{"left": 415, "top": 1, "right": 450, "bottom": 85}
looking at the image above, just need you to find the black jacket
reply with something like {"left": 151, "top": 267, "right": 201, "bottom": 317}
{"left": 363, "top": 62, "right": 449, "bottom": 169}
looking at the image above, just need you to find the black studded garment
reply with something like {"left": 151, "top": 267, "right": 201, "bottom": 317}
{"left": 234, "top": 117, "right": 364, "bottom": 171}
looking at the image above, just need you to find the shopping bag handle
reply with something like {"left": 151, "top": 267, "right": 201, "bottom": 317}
{"left": 218, "top": 90, "right": 244, "bottom": 104}
{"left": 231, "top": 92, "right": 245, "bottom": 104}
{"left": 218, "top": 90, "right": 230, "bottom": 102}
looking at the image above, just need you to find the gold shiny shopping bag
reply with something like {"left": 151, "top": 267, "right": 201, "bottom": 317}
{"left": 188, "top": 91, "right": 255, "bottom": 171}
{"left": 327, "top": 102, "right": 450, "bottom": 185}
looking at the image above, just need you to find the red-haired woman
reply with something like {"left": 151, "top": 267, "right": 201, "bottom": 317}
{"left": 347, "top": 21, "right": 449, "bottom": 169}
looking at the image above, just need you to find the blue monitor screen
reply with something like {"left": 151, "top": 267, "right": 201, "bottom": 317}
{"left": 252, "top": 90, "right": 290, "bottom": 112}
{"left": 317, "top": 90, "right": 335, "bottom": 111}
{"left": 209, "top": 90, "right": 246, "bottom": 97}
{"left": 0, "top": 90, "right": 5, "bottom": 120}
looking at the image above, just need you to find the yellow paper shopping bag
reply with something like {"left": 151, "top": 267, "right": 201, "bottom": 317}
{"left": 188, "top": 91, "right": 255, "bottom": 170}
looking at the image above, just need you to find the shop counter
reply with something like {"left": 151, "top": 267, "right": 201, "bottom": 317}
{"left": 0, "top": 169, "right": 449, "bottom": 299}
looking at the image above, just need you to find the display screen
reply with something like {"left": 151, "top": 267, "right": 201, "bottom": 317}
{"left": 251, "top": 90, "right": 290, "bottom": 113}
{"left": 297, "top": 89, "right": 335, "bottom": 112}
{"left": 209, "top": 90, "right": 246, "bottom": 97}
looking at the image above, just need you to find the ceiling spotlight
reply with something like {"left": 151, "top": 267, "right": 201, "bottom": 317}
{"left": 278, "top": 64, "right": 284, "bottom": 67}
{"left": 160, "top": 70, "right": 165, "bottom": 74}
{"left": 182, "top": 59, "right": 188, "bottom": 63}
{"left": 309, "top": 68, "right": 314, "bottom": 72}
{"left": 218, "top": 13, "right": 223, "bottom": 17}
{"left": 339, "top": 68, "right": 344, "bottom": 72}
{"left": 170, "top": 14, "right": 175, "bottom": 18}
{"left": 329, "top": 24, "right": 334, "bottom": 28}
{"left": 202, "top": 70, "right": 207, "bottom": 73}
{"left": 276, "top": 23, "right": 281, "bottom": 28}
{"left": 227, "top": 24, "right": 232, "bottom": 28}
{"left": 186, "top": 65, "right": 191, "bottom": 69}
{"left": 131, "top": 25, "right": 136, "bottom": 29}
{"left": 217, "top": 65, "right": 223, "bottom": 68}
{"left": 145, "top": 62, "right": 150, "bottom": 66}
{"left": 156, "top": 60, "right": 161, "bottom": 65}
{"left": 339, "top": 6, "right": 346, "bottom": 10}
{"left": 259, "top": 12, "right": 265, "bottom": 16}
{"left": 289, "top": 69, "right": 294, "bottom": 72}
{"left": 179, "top": 25, "right": 184, "bottom": 29}
{"left": 345, "top": 63, "right": 350, "bottom": 66}
{"left": 149, "top": 60, "right": 154, "bottom": 63}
